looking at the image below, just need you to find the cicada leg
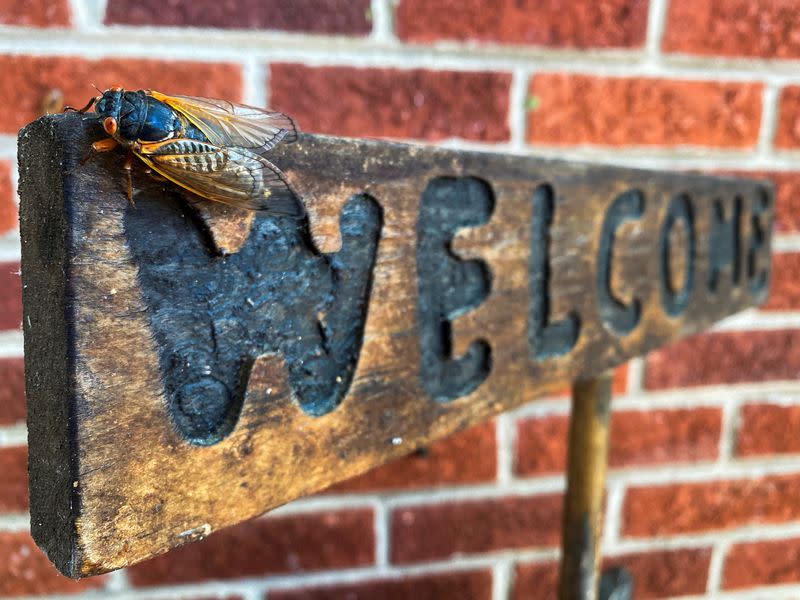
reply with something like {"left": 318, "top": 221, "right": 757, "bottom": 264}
{"left": 63, "top": 95, "right": 99, "bottom": 114}
{"left": 79, "top": 137, "right": 119, "bottom": 165}
{"left": 143, "top": 167, "right": 167, "bottom": 183}
{"left": 92, "top": 137, "right": 119, "bottom": 153}
{"left": 66, "top": 137, "right": 119, "bottom": 175}
{"left": 123, "top": 151, "right": 135, "bottom": 207}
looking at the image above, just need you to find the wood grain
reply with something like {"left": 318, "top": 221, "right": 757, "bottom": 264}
{"left": 18, "top": 113, "right": 773, "bottom": 577}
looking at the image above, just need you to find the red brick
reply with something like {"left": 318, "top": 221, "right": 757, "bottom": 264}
{"left": 737, "top": 403, "right": 800, "bottom": 456}
{"left": 391, "top": 494, "right": 562, "bottom": 564}
{"left": 270, "top": 570, "right": 493, "bottom": 600}
{"left": 0, "top": 55, "right": 242, "bottom": 135}
{"left": 723, "top": 536, "right": 800, "bottom": 589}
{"left": 664, "top": 0, "right": 800, "bottom": 59}
{"left": 645, "top": 330, "right": 800, "bottom": 390}
{"left": 724, "top": 171, "right": 800, "bottom": 233}
{"left": 128, "top": 509, "right": 374, "bottom": 585}
{"left": 0, "top": 161, "right": 15, "bottom": 236}
{"left": 0, "top": 0, "right": 70, "bottom": 27}
{"left": 0, "top": 358, "right": 25, "bottom": 425}
{"left": 511, "top": 561, "right": 560, "bottom": 600}
{"left": 327, "top": 421, "right": 495, "bottom": 493}
{"left": 764, "top": 253, "right": 800, "bottom": 310}
{"left": 515, "top": 414, "right": 569, "bottom": 475}
{"left": 766, "top": 173, "right": 800, "bottom": 233}
{"left": 105, "top": 0, "right": 370, "bottom": 34}
{"left": 513, "top": 548, "right": 712, "bottom": 600}
{"left": 270, "top": 64, "right": 512, "bottom": 142}
{"left": 516, "top": 407, "right": 721, "bottom": 476}
{"left": 604, "top": 548, "right": 712, "bottom": 598}
{"left": 0, "top": 446, "right": 27, "bottom": 513}
{"left": 624, "top": 473, "right": 800, "bottom": 536}
{"left": 396, "top": 0, "right": 648, "bottom": 49}
{"left": 528, "top": 74, "right": 762, "bottom": 148}
{"left": 0, "top": 532, "right": 106, "bottom": 595}
{"left": 769, "top": 172, "right": 800, "bottom": 232}
{"left": 0, "top": 262, "right": 21, "bottom": 331}
{"left": 776, "top": 86, "right": 800, "bottom": 149}
{"left": 609, "top": 407, "right": 722, "bottom": 467}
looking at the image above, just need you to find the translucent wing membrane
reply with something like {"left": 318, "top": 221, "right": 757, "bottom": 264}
{"left": 149, "top": 91, "right": 298, "bottom": 152}
{"left": 136, "top": 138, "right": 304, "bottom": 217}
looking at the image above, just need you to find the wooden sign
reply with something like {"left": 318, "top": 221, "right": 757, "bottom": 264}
{"left": 18, "top": 113, "right": 773, "bottom": 578}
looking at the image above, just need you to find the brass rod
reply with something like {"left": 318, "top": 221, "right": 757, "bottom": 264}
{"left": 558, "top": 372, "right": 613, "bottom": 600}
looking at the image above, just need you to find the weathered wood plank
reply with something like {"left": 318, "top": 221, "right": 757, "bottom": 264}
{"left": 18, "top": 113, "right": 773, "bottom": 577}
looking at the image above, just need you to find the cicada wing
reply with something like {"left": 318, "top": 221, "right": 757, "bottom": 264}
{"left": 148, "top": 91, "right": 298, "bottom": 152}
{"left": 136, "top": 139, "right": 304, "bottom": 217}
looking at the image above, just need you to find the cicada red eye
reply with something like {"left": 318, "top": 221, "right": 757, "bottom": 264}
{"left": 103, "top": 116, "right": 118, "bottom": 135}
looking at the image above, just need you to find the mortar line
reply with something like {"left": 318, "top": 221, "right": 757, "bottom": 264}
{"left": 719, "top": 396, "right": 741, "bottom": 464}
{"left": 710, "top": 586, "right": 800, "bottom": 600}
{"left": 508, "top": 67, "right": 531, "bottom": 151}
{"left": 370, "top": 0, "right": 395, "bottom": 43}
{"left": 773, "top": 236, "right": 800, "bottom": 252}
{"left": 613, "top": 520, "right": 800, "bottom": 553}
{"left": 6, "top": 28, "right": 800, "bottom": 82}
{"left": 243, "top": 58, "right": 267, "bottom": 108}
{"left": 272, "top": 454, "right": 800, "bottom": 509}
{"left": 262, "top": 495, "right": 379, "bottom": 516}
{"left": 0, "top": 133, "right": 18, "bottom": 158}
{"left": 644, "top": 0, "right": 669, "bottom": 64}
{"left": 706, "top": 539, "right": 730, "bottom": 594}
{"left": 0, "top": 425, "right": 27, "bottom": 447}
{"left": 0, "top": 331, "right": 23, "bottom": 357}
{"left": 601, "top": 480, "right": 625, "bottom": 555}
{"left": 496, "top": 413, "right": 515, "bottom": 484}
{"left": 241, "top": 585, "right": 265, "bottom": 600}
{"left": 259, "top": 552, "right": 559, "bottom": 590}
{"left": 105, "top": 570, "right": 129, "bottom": 593}
{"left": 756, "top": 84, "right": 781, "bottom": 158}
{"left": 0, "top": 232, "right": 20, "bottom": 262}
{"left": 492, "top": 559, "right": 514, "bottom": 600}
{"left": 625, "top": 356, "right": 646, "bottom": 394}
{"left": 66, "top": 0, "right": 91, "bottom": 30}
{"left": 712, "top": 310, "right": 800, "bottom": 331}
{"left": 513, "top": 380, "right": 800, "bottom": 416}
{"left": 0, "top": 513, "right": 29, "bottom": 530}
{"left": 373, "top": 499, "right": 390, "bottom": 567}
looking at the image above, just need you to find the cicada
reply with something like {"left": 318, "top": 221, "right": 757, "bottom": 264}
{"left": 68, "top": 86, "right": 302, "bottom": 217}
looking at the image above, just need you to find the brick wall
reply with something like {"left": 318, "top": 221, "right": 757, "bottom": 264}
{"left": 1, "top": 0, "right": 800, "bottom": 598}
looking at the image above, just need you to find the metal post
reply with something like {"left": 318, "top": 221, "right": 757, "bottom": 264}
{"left": 558, "top": 372, "right": 613, "bottom": 600}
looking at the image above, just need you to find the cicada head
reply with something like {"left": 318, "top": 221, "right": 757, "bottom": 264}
{"left": 94, "top": 86, "right": 148, "bottom": 142}
{"left": 94, "top": 88, "right": 124, "bottom": 136}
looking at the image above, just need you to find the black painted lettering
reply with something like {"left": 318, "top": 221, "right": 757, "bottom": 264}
{"left": 528, "top": 183, "right": 580, "bottom": 358}
{"left": 597, "top": 190, "right": 645, "bottom": 335}
{"left": 417, "top": 177, "right": 493, "bottom": 402}
{"left": 708, "top": 196, "right": 742, "bottom": 292}
{"left": 127, "top": 194, "right": 383, "bottom": 444}
{"left": 659, "top": 194, "right": 695, "bottom": 316}
{"left": 747, "top": 188, "right": 772, "bottom": 299}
